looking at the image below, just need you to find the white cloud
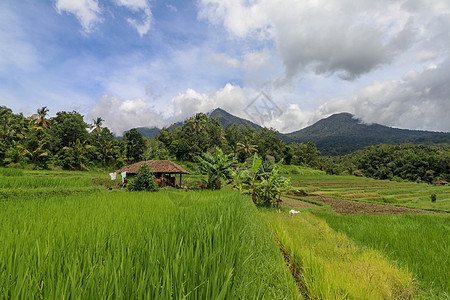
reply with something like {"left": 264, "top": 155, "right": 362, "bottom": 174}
{"left": 55, "top": 0, "right": 152, "bottom": 36}
{"left": 88, "top": 95, "right": 166, "bottom": 134}
{"left": 171, "top": 83, "right": 248, "bottom": 120}
{"left": 317, "top": 59, "right": 450, "bottom": 131}
{"left": 115, "top": 0, "right": 152, "bottom": 36}
{"left": 207, "top": 53, "right": 241, "bottom": 68}
{"left": 166, "top": 4, "right": 178, "bottom": 13}
{"left": 88, "top": 83, "right": 249, "bottom": 134}
{"left": 198, "top": 0, "right": 449, "bottom": 80}
{"left": 115, "top": 0, "right": 148, "bottom": 11}
{"left": 55, "top": 0, "right": 102, "bottom": 33}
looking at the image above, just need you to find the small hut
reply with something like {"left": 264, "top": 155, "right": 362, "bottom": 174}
{"left": 117, "top": 160, "right": 190, "bottom": 187}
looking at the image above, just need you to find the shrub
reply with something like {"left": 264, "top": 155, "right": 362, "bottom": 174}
{"left": 127, "top": 164, "right": 158, "bottom": 192}
{"left": 430, "top": 193, "right": 437, "bottom": 202}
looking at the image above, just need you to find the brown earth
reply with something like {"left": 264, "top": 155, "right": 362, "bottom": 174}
{"left": 280, "top": 197, "right": 318, "bottom": 208}
{"left": 282, "top": 196, "right": 439, "bottom": 215}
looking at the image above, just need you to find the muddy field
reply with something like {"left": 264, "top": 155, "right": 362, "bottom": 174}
{"left": 283, "top": 196, "right": 439, "bottom": 215}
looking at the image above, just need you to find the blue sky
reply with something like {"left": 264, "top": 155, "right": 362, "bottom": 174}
{"left": 1, "top": 0, "right": 450, "bottom": 134}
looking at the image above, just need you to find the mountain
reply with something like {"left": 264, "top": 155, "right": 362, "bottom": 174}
{"left": 127, "top": 109, "right": 450, "bottom": 156}
{"left": 135, "top": 127, "right": 161, "bottom": 140}
{"left": 283, "top": 113, "right": 450, "bottom": 155}
{"left": 208, "top": 108, "right": 262, "bottom": 131}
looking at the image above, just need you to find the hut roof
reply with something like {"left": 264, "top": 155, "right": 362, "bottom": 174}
{"left": 434, "top": 180, "right": 449, "bottom": 184}
{"left": 117, "top": 160, "right": 190, "bottom": 175}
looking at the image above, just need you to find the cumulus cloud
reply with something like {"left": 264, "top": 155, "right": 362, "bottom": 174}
{"left": 88, "top": 84, "right": 249, "bottom": 135}
{"left": 317, "top": 59, "right": 450, "bottom": 131}
{"left": 88, "top": 95, "right": 166, "bottom": 134}
{"left": 171, "top": 83, "right": 248, "bottom": 120}
{"left": 198, "top": 0, "right": 449, "bottom": 80}
{"left": 55, "top": 0, "right": 102, "bottom": 33}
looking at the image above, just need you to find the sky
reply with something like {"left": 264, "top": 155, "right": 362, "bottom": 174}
{"left": 1, "top": 0, "right": 450, "bottom": 135}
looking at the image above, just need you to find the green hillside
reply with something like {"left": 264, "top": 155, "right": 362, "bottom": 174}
{"left": 283, "top": 113, "right": 450, "bottom": 155}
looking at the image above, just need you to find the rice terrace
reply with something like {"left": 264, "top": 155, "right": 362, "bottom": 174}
{"left": 0, "top": 162, "right": 448, "bottom": 299}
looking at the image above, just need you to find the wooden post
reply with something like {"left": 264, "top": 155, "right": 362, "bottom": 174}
{"left": 180, "top": 174, "right": 182, "bottom": 187}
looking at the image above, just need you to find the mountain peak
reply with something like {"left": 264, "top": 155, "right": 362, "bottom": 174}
{"left": 209, "top": 108, "right": 261, "bottom": 130}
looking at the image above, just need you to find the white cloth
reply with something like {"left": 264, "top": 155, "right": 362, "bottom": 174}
{"left": 121, "top": 172, "right": 127, "bottom": 183}
{"left": 109, "top": 172, "right": 116, "bottom": 180}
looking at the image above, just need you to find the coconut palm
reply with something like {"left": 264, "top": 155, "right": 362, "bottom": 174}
{"left": 92, "top": 117, "right": 104, "bottom": 134}
{"left": 236, "top": 142, "right": 258, "bottom": 155}
{"left": 34, "top": 106, "right": 51, "bottom": 129}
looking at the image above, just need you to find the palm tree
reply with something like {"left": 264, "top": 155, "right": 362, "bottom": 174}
{"left": 34, "top": 107, "right": 51, "bottom": 129}
{"left": 100, "top": 140, "right": 118, "bottom": 165}
{"left": 92, "top": 117, "right": 104, "bottom": 134}
{"left": 236, "top": 142, "right": 258, "bottom": 155}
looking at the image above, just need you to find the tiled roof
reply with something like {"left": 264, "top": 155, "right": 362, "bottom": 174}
{"left": 116, "top": 160, "right": 190, "bottom": 174}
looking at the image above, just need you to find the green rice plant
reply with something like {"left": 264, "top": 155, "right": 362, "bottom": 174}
{"left": 0, "top": 167, "right": 24, "bottom": 177}
{"left": 0, "top": 176, "right": 92, "bottom": 189}
{"left": 316, "top": 212, "right": 450, "bottom": 298}
{"left": 0, "top": 186, "right": 103, "bottom": 200}
{"left": 265, "top": 211, "right": 417, "bottom": 299}
{"left": 0, "top": 191, "right": 301, "bottom": 299}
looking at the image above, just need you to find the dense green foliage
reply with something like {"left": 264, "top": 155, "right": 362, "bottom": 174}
{"left": 0, "top": 185, "right": 301, "bottom": 298}
{"left": 196, "top": 147, "right": 237, "bottom": 190}
{"left": 0, "top": 106, "right": 124, "bottom": 170}
{"left": 341, "top": 144, "right": 450, "bottom": 183}
{"left": 237, "top": 154, "right": 291, "bottom": 207}
{"left": 316, "top": 212, "right": 450, "bottom": 298}
{"left": 127, "top": 164, "right": 158, "bottom": 192}
{"left": 2, "top": 105, "right": 449, "bottom": 185}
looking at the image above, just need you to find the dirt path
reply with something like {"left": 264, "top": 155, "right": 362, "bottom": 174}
{"left": 283, "top": 196, "right": 439, "bottom": 215}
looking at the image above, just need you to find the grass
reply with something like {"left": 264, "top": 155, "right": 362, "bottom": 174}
{"left": 0, "top": 190, "right": 301, "bottom": 299}
{"left": 264, "top": 210, "right": 416, "bottom": 299}
{"left": 315, "top": 211, "right": 450, "bottom": 299}
{"left": 288, "top": 173, "right": 450, "bottom": 212}
{"left": 0, "top": 168, "right": 105, "bottom": 200}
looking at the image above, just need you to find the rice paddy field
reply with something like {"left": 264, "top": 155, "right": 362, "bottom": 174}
{"left": 289, "top": 174, "right": 450, "bottom": 212}
{"left": 1, "top": 167, "right": 449, "bottom": 299}
{"left": 278, "top": 172, "right": 450, "bottom": 299}
{"left": 0, "top": 168, "right": 300, "bottom": 299}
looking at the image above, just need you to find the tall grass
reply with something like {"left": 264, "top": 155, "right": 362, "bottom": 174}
{"left": 265, "top": 211, "right": 416, "bottom": 299}
{"left": 0, "top": 191, "right": 301, "bottom": 299}
{"left": 0, "top": 167, "right": 24, "bottom": 177}
{"left": 316, "top": 212, "right": 450, "bottom": 298}
{"left": 0, "top": 176, "right": 93, "bottom": 189}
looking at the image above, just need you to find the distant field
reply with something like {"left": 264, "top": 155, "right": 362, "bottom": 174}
{"left": 288, "top": 174, "right": 450, "bottom": 212}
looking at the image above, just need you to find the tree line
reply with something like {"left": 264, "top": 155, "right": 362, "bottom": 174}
{"left": 1, "top": 105, "right": 449, "bottom": 183}
{"left": 0, "top": 105, "right": 322, "bottom": 171}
